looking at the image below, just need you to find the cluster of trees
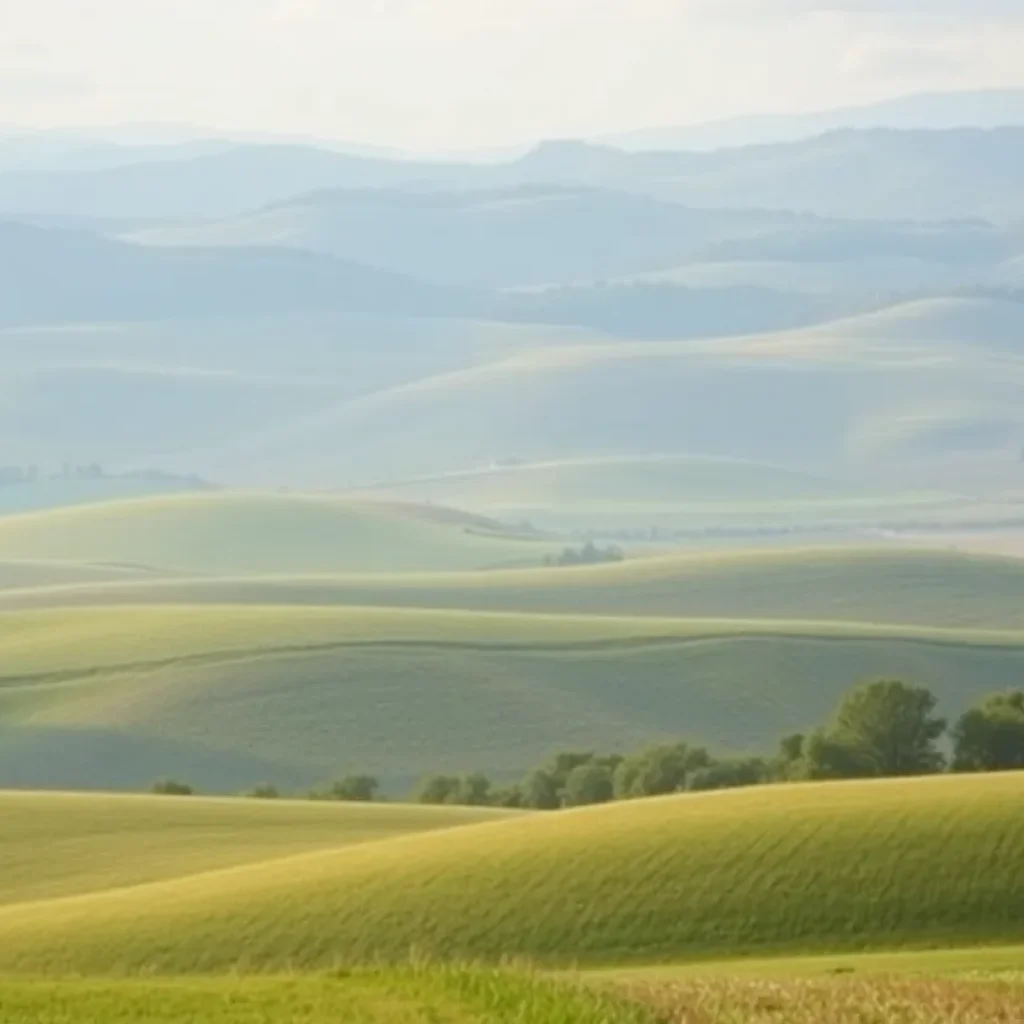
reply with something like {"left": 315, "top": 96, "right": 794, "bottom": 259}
{"left": 543, "top": 541, "right": 624, "bottom": 568}
{"left": 0, "top": 463, "right": 209, "bottom": 489}
{"left": 150, "top": 682, "right": 1024, "bottom": 805}
{"left": 410, "top": 681, "right": 1024, "bottom": 809}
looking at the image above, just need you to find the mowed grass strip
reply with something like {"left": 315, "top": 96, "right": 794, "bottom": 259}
{"left": 0, "top": 774, "right": 1022, "bottom": 974}
{"left": 0, "top": 791, "right": 514, "bottom": 907}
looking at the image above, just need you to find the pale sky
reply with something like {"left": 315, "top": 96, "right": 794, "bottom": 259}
{"left": 0, "top": 0, "right": 1022, "bottom": 150}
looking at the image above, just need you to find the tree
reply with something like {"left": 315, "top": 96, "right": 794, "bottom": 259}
{"left": 613, "top": 743, "right": 710, "bottom": 799}
{"left": 687, "top": 757, "right": 769, "bottom": 792}
{"left": 326, "top": 775, "right": 379, "bottom": 802}
{"left": 452, "top": 772, "right": 492, "bottom": 806}
{"left": 953, "top": 691, "right": 1024, "bottom": 772}
{"left": 151, "top": 778, "right": 193, "bottom": 796}
{"left": 246, "top": 783, "right": 280, "bottom": 799}
{"left": 489, "top": 785, "right": 523, "bottom": 808}
{"left": 563, "top": 763, "right": 614, "bottom": 806}
{"left": 518, "top": 768, "right": 560, "bottom": 809}
{"left": 807, "top": 679, "right": 947, "bottom": 779}
{"left": 414, "top": 774, "right": 460, "bottom": 805}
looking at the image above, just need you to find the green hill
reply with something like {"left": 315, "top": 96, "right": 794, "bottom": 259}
{"left": 361, "top": 454, "right": 964, "bottom": 529}
{"left": 2, "top": 602, "right": 1024, "bottom": 791}
{"left": 0, "top": 773, "right": 1021, "bottom": 973}
{"left": 0, "top": 492, "right": 549, "bottom": 574}
{"left": 0, "top": 790, "right": 511, "bottom": 907}
{"left": 233, "top": 299, "right": 1024, "bottom": 493}
{"left": 7, "top": 547, "right": 1024, "bottom": 631}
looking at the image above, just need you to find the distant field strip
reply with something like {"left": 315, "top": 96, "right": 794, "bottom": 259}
{"left": 5, "top": 547, "right": 1024, "bottom": 630}
{"left": 4, "top": 605, "right": 1024, "bottom": 683}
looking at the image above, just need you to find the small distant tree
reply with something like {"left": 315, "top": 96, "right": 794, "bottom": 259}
{"left": 325, "top": 775, "right": 380, "bottom": 802}
{"left": 562, "top": 763, "right": 614, "bottom": 806}
{"left": 151, "top": 778, "right": 193, "bottom": 796}
{"left": 804, "top": 679, "right": 947, "bottom": 779}
{"left": 246, "top": 783, "right": 280, "bottom": 799}
{"left": 413, "top": 774, "right": 460, "bottom": 805}
{"left": 953, "top": 691, "right": 1024, "bottom": 772}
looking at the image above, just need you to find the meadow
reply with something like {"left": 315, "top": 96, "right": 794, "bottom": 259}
{"left": 0, "top": 492, "right": 550, "bottom": 575}
{"left": 3, "top": 603, "right": 1024, "bottom": 790}
{"left": 7, "top": 546, "right": 1024, "bottom": 631}
{"left": 0, "top": 791, "right": 511, "bottom": 906}
{"left": 0, "top": 774, "right": 1021, "bottom": 975}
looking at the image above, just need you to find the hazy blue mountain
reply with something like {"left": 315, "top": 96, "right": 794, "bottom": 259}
{"left": 2, "top": 127, "right": 1023, "bottom": 223}
{"left": 598, "top": 89, "right": 1024, "bottom": 151}
{"left": 0, "top": 221, "right": 472, "bottom": 326}
{"left": 129, "top": 186, "right": 805, "bottom": 289}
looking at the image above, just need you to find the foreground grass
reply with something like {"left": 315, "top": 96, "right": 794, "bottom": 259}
{"left": 0, "top": 775, "right": 1022, "bottom": 974}
{"left": 621, "top": 975, "right": 1024, "bottom": 1023}
{"left": 0, "top": 967, "right": 655, "bottom": 1024}
{"left": 4, "top": 603, "right": 1024, "bottom": 790}
{"left": 2, "top": 968, "right": 1022, "bottom": 1023}
{"left": 0, "top": 791, "right": 512, "bottom": 907}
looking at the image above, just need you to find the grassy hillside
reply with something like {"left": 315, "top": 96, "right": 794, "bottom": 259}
{"left": 0, "top": 560, "right": 167, "bottom": 591}
{"left": 0, "top": 791, "right": 511, "bottom": 907}
{"left": 2, "top": 602, "right": 1024, "bottom": 790}
{"left": 361, "top": 454, "right": 964, "bottom": 528}
{"left": 0, "top": 774, "right": 1021, "bottom": 972}
{"left": 227, "top": 299, "right": 1024, "bottom": 493}
{"left": 0, "top": 492, "right": 549, "bottom": 573}
{"left": 9, "top": 547, "right": 1024, "bottom": 631}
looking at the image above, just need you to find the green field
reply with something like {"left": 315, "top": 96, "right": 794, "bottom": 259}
{"left": 0, "top": 492, "right": 550, "bottom": 574}
{"left": 8, "top": 546, "right": 1024, "bottom": 631}
{"left": 0, "top": 774, "right": 1020, "bottom": 974}
{"left": 0, "top": 791, "right": 511, "bottom": 906}
{"left": 2, "top": 602, "right": 1024, "bottom": 790}
{"left": 358, "top": 454, "right": 970, "bottom": 529}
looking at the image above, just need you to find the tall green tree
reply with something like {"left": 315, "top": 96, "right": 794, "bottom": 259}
{"left": 414, "top": 774, "right": 460, "bottom": 805}
{"left": 953, "top": 691, "right": 1024, "bottom": 772}
{"left": 563, "top": 763, "right": 614, "bottom": 806}
{"left": 806, "top": 679, "right": 946, "bottom": 778}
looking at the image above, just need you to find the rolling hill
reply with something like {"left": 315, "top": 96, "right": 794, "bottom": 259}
{"left": 1, "top": 600, "right": 1023, "bottom": 791}
{"left": 0, "top": 790, "right": 511, "bottom": 907}
{"left": 357, "top": 455, "right": 964, "bottom": 529}
{"left": 128, "top": 186, "right": 799, "bottom": 289}
{"left": 0, "top": 773, "right": 1020, "bottom": 973}
{"left": 0, "top": 221, "right": 470, "bottom": 328}
{"left": 0, "top": 492, "right": 548, "bottom": 574}
{"left": 7, "top": 547, "right": 1022, "bottom": 629}
{"left": 205, "top": 298, "right": 1024, "bottom": 492}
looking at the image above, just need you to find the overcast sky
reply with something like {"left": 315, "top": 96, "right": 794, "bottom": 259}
{"left": 0, "top": 0, "right": 1022, "bottom": 149}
